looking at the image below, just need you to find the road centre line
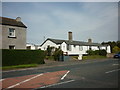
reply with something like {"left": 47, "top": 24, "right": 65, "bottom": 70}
{"left": 40, "top": 79, "right": 75, "bottom": 88}
{"left": 5, "top": 73, "right": 43, "bottom": 89}
{"left": 112, "top": 64, "right": 119, "bottom": 66}
{"left": 61, "top": 71, "right": 70, "bottom": 80}
{"left": 105, "top": 69, "right": 120, "bottom": 74}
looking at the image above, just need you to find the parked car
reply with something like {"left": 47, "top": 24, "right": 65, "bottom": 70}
{"left": 114, "top": 52, "right": 120, "bottom": 58}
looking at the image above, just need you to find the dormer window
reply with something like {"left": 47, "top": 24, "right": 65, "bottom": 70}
{"left": 8, "top": 28, "right": 15, "bottom": 37}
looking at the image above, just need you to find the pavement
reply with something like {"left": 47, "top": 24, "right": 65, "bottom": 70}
{"left": 1, "top": 58, "right": 120, "bottom": 89}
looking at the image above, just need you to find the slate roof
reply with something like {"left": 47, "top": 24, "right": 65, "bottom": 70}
{"left": 0, "top": 17, "right": 27, "bottom": 28}
{"left": 41, "top": 38, "right": 106, "bottom": 46}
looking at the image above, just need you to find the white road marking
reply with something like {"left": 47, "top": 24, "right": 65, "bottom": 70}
{"left": 40, "top": 79, "right": 75, "bottom": 88}
{"left": 3, "top": 68, "right": 37, "bottom": 73}
{"left": 61, "top": 71, "right": 70, "bottom": 80}
{"left": 112, "top": 64, "right": 119, "bottom": 66}
{"left": 6, "top": 73, "right": 43, "bottom": 89}
{"left": 0, "top": 79, "right": 5, "bottom": 82}
{"left": 105, "top": 69, "right": 120, "bottom": 74}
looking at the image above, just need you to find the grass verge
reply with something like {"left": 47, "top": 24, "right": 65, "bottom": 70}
{"left": 82, "top": 55, "right": 107, "bottom": 60}
{"left": 1, "top": 64, "right": 39, "bottom": 70}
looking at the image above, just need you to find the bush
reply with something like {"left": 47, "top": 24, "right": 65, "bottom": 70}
{"left": 112, "top": 46, "right": 120, "bottom": 53}
{"left": 53, "top": 48, "right": 63, "bottom": 61}
{"left": 86, "top": 50, "right": 107, "bottom": 56}
{"left": 86, "top": 50, "right": 99, "bottom": 55}
{"left": 2, "top": 49, "right": 45, "bottom": 66}
{"left": 99, "top": 50, "right": 107, "bottom": 56}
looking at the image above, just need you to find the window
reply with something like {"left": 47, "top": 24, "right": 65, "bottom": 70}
{"left": 9, "top": 45, "right": 15, "bottom": 49}
{"left": 79, "top": 46, "right": 83, "bottom": 51}
{"left": 58, "top": 46, "right": 61, "bottom": 49}
{"left": 9, "top": 28, "right": 15, "bottom": 37}
{"left": 89, "top": 46, "right": 92, "bottom": 50}
{"left": 67, "top": 44, "right": 71, "bottom": 51}
{"left": 27, "top": 46, "right": 31, "bottom": 49}
{"left": 73, "top": 45, "right": 76, "bottom": 47}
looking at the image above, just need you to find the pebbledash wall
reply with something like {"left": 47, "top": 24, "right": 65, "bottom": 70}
{"left": 0, "top": 24, "right": 26, "bottom": 49}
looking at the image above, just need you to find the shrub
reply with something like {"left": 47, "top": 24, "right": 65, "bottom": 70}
{"left": 86, "top": 50, "right": 97, "bottom": 55}
{"left": 2, "top": 49, "right": 45, "bottom": 66}
{"left": 99, "top": 49, "right": 107, "bottom": 56}
{"left": 53, "top": 48, "right": 63, "bottom": 61}
{"left": 86, "top": 49, "right": 107, "bottom": 56}
{"left": 112, "top": 46, "right": 120, "bottom": 53}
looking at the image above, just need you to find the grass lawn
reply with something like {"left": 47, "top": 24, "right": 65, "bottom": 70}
{"left": 1, "top": 64, "right": 39, "bottom": 70}
{"left": 82, "top": 55, "right": 107, "bottom": 60}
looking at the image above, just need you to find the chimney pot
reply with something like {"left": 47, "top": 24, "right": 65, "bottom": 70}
{"left": 16, "top": 17, "right": 21, "bottom": 22}
{"left": 88, "top": 38, "right": 92, "bottom": 43}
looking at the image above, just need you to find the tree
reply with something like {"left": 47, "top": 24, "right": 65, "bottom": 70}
{"left": 101, "top": 41, "right": 120, "bottom": 53}
{"left": 112, "top": 46, "right": 120, "bottom": 53}
{"left": 116, "top": 41, "right": 120, "bottom": 48}
{"left": 46, "top": 46, "right": 55, "bottom": 56}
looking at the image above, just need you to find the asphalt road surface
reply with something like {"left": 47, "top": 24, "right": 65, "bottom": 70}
{"left": 1, "top": 58, "right": 120, "bottom": 89}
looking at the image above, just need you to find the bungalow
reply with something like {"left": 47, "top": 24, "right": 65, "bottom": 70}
{"left": 0, "top": 17, "right": 27, "bottom": 49}
{"left": 26, "top": 43, "right": 38, "bottom": 50}
{"left": 40, "top": 32, "right": 111, "bottom": 56}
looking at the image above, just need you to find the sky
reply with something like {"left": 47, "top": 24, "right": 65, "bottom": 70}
{"left": 2, "top": 2, "right": 118, "bottom": 44}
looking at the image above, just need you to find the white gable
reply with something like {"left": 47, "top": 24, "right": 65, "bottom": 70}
{"left": 40, "top": 40, "right": 59, "bottom": 50}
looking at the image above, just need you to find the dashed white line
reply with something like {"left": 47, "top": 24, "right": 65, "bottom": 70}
{"left": 112, "top": 64, "right": 119, "bottom": 66}
{"left": 40, "top": 79, "right": 75, "bottom": 88}
{"left": 105, "top": 69, "right": 120, "bottom": 74}
{"left": 5, "top": 73, "right": 43, "bottom": 89}
{"left": 61, "top": 71, "right": 70, "bottom": 80}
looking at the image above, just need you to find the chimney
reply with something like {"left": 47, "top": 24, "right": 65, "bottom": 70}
{"left": 16, "top": 17, "right": 21, "bottom": 22}
{"left": 88, "top": 38, "right": 92, "bottom": 43}
{"left": 68, "top": 31, "right": 72, "bottom": 41}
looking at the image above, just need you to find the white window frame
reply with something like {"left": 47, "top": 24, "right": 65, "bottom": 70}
{"left": 67, "top": 44, "right": 71, "bottom": 51}
{"left": 8, "top": 28, "right": 15, "bottom": 37}
{"left": 79, "top": 46, "right": 83, "bottom": 51}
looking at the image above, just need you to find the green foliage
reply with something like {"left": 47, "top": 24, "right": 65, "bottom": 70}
{"left": 86, "top": 50, "right": 95, "bottom": 55}
{"left": 53, "top": 48, "right": 63, "bottom": 61}
{"left": 2, "top": 49, "right": 45, "bottom": 66}
{"left": 2, "top": 64, "right": 38, "bottom": 70}
{"left": 102, "top": 41, "right": 120, "bottom": 53}
{"left": 83, "top": 55, "right": 106, "bottom": 60}
{"left": 46, "top": 46, "right": 55, "bottom": 56}
{"left": 86, "top": 50, "right": 107, "bottom": 56}
{"left": 112, "top": 46, "right": 120, "bottom": 53}
{"left": 99, "top": 50, "right": 107, "bottom": 56}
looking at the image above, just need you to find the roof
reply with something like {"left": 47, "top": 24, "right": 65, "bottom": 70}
{"left": 0, "top": 17, "right": 27, "bottom": 28}
{"left": 41, "top": 38, "right": 105, "bottom": 46}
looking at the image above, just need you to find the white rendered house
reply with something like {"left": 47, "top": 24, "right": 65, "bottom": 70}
{"left": 26, "top": 43, "right": 37, "bottom": 50}
{"left": 40, "top": 32, "right": 111, "bottom": 56}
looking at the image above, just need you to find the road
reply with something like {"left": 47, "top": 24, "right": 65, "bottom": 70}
{"left": 1, "top": 58, "right": 120, "bottom": 89}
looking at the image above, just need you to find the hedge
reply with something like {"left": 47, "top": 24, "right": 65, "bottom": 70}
{"left": 2, "top": 49, "right": 45, "bottom": 66}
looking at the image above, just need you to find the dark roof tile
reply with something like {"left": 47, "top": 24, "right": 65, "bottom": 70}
{"left": 0, "top": 17, "right": 27, "bottom": 28}
{"left": 41, "top": 38, "right": 103, "bottom": 46}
